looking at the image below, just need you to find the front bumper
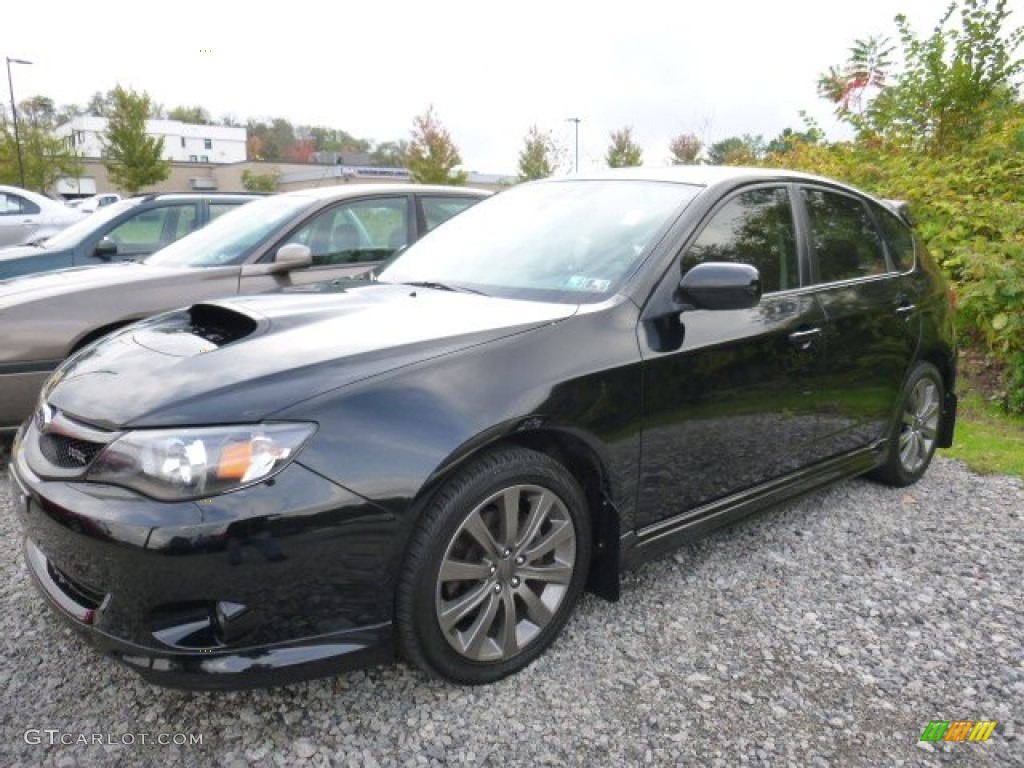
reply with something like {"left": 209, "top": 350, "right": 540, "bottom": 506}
{"left": 9, "top": 428, "right": 400, "bottom": 690}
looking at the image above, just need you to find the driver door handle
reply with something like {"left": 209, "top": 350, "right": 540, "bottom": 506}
{"left": 788, "top": 327, "right": 821, "bottom": 351}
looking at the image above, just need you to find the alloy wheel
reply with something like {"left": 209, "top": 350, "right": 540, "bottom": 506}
{"left": 434, "top": 484, "right": 577, "bottom": 662}
{"left": 898, "top": 378, "right": 940, "bottom": 474}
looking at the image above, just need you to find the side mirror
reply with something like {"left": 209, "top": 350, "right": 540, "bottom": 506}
{"left": 93, "top": 237, "right": 118, "bottom": 260}
{"left": 271, "top": 243, "right": 312, "bottom": 272}
{"left": 677, "top": 262, "right": 761, "bottom": 311}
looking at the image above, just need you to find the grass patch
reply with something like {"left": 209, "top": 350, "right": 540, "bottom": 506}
{"left": 941, "top": 390, "right": 1024, "bottom": 477}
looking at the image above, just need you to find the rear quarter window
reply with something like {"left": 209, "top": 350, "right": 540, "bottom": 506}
{"left": 873, "top": 204, "right": 915, "bottom": 272}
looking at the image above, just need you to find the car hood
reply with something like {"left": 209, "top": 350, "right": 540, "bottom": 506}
{"left": 0, "top": 244, "right": 44, "bottom": 262}
{"left": 46, "top": 282, "right": 578, "bottom": 429}
{"left": 0, "top": 262, "right": 152, "bottom": 303}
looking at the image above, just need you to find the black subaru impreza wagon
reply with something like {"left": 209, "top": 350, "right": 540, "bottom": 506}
{"left": 11, "top": 167, "right": 956, "bottom": 689}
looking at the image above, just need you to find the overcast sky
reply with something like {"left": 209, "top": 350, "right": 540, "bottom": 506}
{"left": 6, "top": 0, "right": 973, "bottom": 174}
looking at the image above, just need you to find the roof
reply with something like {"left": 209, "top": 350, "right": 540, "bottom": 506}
{"left": 560, "top": 164, "right": 845, "bottom": 187}
{"left": 278, "top": 184, "right": 493, "bottom": 201}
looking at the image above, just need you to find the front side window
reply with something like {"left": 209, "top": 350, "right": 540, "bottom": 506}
{"left": 289, "top": 197, "right": 409, "bottom": 267}
{"left": 682, "top": 186, "right": 798, "bottom": 293}
{"left": 803, "top": 188, "right": 888, "bottom": 283}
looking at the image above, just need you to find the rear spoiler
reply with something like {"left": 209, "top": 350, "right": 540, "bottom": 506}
{"left": 882, "top": 199, "right": 916, "bottom": 227}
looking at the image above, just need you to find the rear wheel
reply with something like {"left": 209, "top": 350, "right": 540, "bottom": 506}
{"left": 396, "top": 447, "right": 591, "bottom": 684}
{"left": 870, "top": 362, "right": 944, "bottom": 487}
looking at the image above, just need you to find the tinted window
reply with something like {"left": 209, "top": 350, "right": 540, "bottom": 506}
{"left": 0, "top": 193, "right": 40, "bottom": 215}
{"left": 682, "top": 187, "right": 798, "bottom": 293}
{"left": 175, "top": 205, "right": 198, "bottom": 238}
{"left": 108, "top": 205, "right": 195, "bottom": 248}
{"left": 873, "top": 204, "right": 915, "bottom": 272}
{"left": 291, "top": 197, "right": 409, "bottom": 267}
{"left": 422, "top": 196, "right": 479, "bottom": 233}
{"left": 803, "top": 188, "right": 887, "bottom": 283}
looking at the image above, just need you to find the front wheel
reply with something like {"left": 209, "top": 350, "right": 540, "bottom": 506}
{"left": 396, "top": 447, "right": 591, "bottom": 684}
{"left": 869, "top": 362, "right": 945, "bottom": 487}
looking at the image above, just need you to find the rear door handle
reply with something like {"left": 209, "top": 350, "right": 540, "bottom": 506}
{"left": 895, "top": 302, "right": 916, "bottom": 317}
{"left": 788, "top": 327, "right": 821, "bottom": 350}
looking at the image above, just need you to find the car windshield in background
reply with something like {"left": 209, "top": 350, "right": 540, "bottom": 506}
{"left": 37, "top": 199, "right": 142, "bottom": 248}
{"left": 143, "top": 195, "right": 313, "bottom": 268}
{"left": 377, "top": 180, "right": 701, "bottom": 303}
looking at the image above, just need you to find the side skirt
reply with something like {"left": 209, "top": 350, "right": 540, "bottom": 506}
{"left": 620, "top": 444, "right": 883, "bottom": 570}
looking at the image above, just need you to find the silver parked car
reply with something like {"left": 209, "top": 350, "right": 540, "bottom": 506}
{"left": 0, "top": 183, "right": 489, "bottom": 431}
{"left": 0, "top": 185, "right": 86, "bottom": 247}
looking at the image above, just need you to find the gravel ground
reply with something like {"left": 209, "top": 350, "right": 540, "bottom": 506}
{"left": 0, "top": 455, "right": 1020, "bottom": 767}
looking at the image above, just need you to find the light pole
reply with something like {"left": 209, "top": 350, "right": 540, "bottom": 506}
{"left": 566, "top": 117, "right": 581, "bottom": 173}
{"left": 6, "top": 57, "right": 32, "bottom": 189}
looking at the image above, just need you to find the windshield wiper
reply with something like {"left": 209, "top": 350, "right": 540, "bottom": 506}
{"left": 404, "top": 280, "right": 488, "bottom": 296}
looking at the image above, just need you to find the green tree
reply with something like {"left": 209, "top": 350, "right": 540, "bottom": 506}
{"left": 241, "top": 168, "right": 278, "bottom": 192}
{"left": 606, "top": 126, "right": 643, "bottom": 168}
{"left": 824, "top": 0, "right": 1023, "bottom": 152}
{"left": 86, "top": 90, "right": 112, "bottom": 117}
{"left": 0, "top": 97, "right": 82, "bottom": 191}
{"left": 517, "top": 125, "right": 557, "bottom": 181}
{"left": 307, "top": 126, "right": 370, "bottom": 154}
{"left": 246, "top": 118, "right": 297, "bottom": 162}
{"left": 101, "top": 85, "right": 171, "bottom": 195}
{"left": 707, "top": 134, "right": 765, "bottom": 165}
{"left": 370, "top": 140, "right": 409, "bottom": 167}
{"left": 167, "top": 105, "right": 213, "bottom": 124}
{"left": 406, "top": 105, "right": 467, "bottom": 185}
{"left": 765, "top": 124, "right": 823, "bottom": 155}
{"left": 668, "top": 132, "right": 702, "bottom": 164}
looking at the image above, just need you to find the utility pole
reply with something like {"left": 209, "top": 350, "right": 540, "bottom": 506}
{"left": 566, "top": 117, "right": 581, "bottom": 173}
{"left": 6, "top": 57, "right": 33, "bottom": 188}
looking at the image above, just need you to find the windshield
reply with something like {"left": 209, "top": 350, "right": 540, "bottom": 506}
{"left": 144, "top": 195, "right": 313, "bottom": 268}
{"left": 40, "top": 198, "right": 143, "bottom": 248}
{"left": 377, "top": 180, "right": 701, "bottom": 303}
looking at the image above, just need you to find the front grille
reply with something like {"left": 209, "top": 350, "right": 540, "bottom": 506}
{"left": 39, "top": 433, "right": 105, "bottom": 469}
{"left": 47, "top": 560, "right": 106, "bottom": 610}
{"left": 27, "top": 404, "right": 119, "bottom": 479}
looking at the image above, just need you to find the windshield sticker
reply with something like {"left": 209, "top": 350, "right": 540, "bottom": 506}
{"left": 564, "top": 275, "right": 611, "bottom": 292}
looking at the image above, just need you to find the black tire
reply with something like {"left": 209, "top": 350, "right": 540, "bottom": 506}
{"left": 396, "top": 446, "right": 591, "bottom": 684}
{"left": 869, "top": 362, "right": 945, "bottom": 487}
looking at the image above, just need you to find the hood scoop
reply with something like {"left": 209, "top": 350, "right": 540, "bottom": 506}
{"left": 131, "top": 303, "right": 259, "bottom": 358}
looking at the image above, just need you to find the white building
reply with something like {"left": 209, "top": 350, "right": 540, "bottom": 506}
{"left": 56, "top": 116, "right": 247, "bottom": 164}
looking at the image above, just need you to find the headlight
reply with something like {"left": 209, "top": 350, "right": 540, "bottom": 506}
{"left": 87, "top": 423, "right": 316, "bottom": 501}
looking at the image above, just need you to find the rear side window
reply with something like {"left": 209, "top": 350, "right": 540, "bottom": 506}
{"left": 0, "top": 193, "right": 40, "bottom": 215}
{"left": 803, "top": 188, "right": 888, "bottom": 283}
{"left": 421, "top": 196, "right": 479, "bottom": 233}
{"left": 873, "top": 204, "right": 915, "bottom": 272}
{"left": 209, "top": 202, "right": 241, "bottom": 222}
{"left": 682, "top": 186, "right": 798, "bottom": 293}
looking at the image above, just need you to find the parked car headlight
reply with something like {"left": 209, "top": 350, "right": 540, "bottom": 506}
{"left": 87, "top": 423, "right": 316, "bottom": 501}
